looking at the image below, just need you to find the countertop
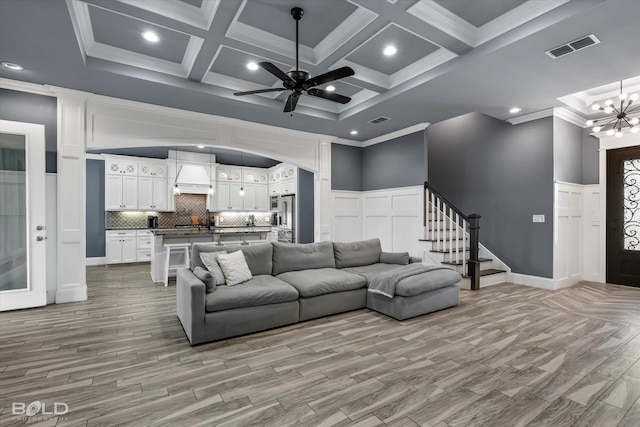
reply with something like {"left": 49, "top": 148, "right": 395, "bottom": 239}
{"left": 150, "top": 226, "right": 272, "bottom": 236}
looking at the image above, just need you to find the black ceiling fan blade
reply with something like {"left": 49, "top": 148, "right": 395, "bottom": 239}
{"left": 303, "top": 66, "right": 354, "bottom": 89}
{"left": 283, "top": 93, "right": 300, "bottom": 112}
{"left": 233, "top": 87, "right": 287, "bottom": 96}
{"left": 259, "top": 62, "right": 295, "bottom": 84}
{"left": 306, "top": 88, "right": 351, "bottom": 104}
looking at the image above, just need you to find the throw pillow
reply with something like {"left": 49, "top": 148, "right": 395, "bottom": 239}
{"left": 215, "top": 250, "right": 253, "bottom": 286}
{"left": 199, "top": 252, "right": 226, "bottom": 286}
{"left": 193, "top": 266, "right": 217, "bottom": 293}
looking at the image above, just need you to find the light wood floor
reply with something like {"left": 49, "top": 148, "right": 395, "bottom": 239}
{"left": 1, "top": 264, "right": 640, "bottom": 427}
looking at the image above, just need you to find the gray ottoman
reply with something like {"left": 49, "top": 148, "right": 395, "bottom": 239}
{"left": 366, "top": 268, "right": 461, "bottom": 320}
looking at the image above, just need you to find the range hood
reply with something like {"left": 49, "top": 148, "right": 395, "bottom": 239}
{"left": 175, "top": 164, "right": 211, "bottom": 195}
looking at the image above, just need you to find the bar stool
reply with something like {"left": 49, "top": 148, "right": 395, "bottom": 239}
{"left": 163, "top": 243, "right": 191, "bottom": 287}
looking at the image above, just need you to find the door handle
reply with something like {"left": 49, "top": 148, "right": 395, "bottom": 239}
{"left": 36, "top": 225, "right": 44, "bottom": 230}
{"left": 36, "top": 236, "right": 46, "bottom": 241}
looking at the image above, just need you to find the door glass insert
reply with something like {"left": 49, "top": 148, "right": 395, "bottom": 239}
{"left": 0, "top": 133, "right": 28, "bottom": 290}
{"left": 624, "top": 159, "right": 640, "bottom": 251}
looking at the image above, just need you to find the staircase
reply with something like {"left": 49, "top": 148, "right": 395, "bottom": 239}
{"left": 419, "top": 182, "right": 507, "bottom": 290}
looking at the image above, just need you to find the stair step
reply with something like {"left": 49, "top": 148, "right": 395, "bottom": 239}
{"left": 430, "top": 248, "right": 471, "bottom": 254}
{"left": 419, "top": 238, "right": 466, "bottom": 242}
{"left": 480, "top": 268, "right": 506, "bottom": 277}
{"left": 441, "top": 258, "right": 492, "bottom": 266}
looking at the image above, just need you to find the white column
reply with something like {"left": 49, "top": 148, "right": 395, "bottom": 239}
{"left": 315, "top": 137, "right": 332, "bottom": 242}
{"left": 52, "top": 87, "right": 90, "bottom": 303}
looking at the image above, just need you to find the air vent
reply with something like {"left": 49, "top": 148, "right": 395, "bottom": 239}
{"left": 368, "top": 116, "right": 390, "bottom": 124}
{"left": 545, "top": 34, "right": 600, "bottom": 59}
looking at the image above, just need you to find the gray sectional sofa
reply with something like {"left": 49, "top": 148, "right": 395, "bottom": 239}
{"left": 176, "top": 238, "right": 461, "bottom": 345}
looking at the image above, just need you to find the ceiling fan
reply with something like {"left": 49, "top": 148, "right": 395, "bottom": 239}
{"left": 233, "top": 7, "right": 355, "bottom": 113}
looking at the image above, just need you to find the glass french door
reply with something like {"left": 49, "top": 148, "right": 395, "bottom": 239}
{"left": 0, "top": 120, "right": 47, "bottom": 310}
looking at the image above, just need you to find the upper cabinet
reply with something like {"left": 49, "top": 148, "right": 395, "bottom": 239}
{"left": 269, "top": 163, "right": 297, "bottom": 196}
{"left": 138, "top": 161, "right": 167, "bottom": 177}
{"left": 106, "top": 159, "right": 138, "bottom": 176}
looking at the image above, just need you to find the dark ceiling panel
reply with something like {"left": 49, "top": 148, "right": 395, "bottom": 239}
{"left": 209, "top": 46, "right": 290, "bottom": 87}
{"left": 433, "top": 0, "right": 527, "bottom": 27}
{"left": 89, "top": 5, "right": 190, "bottom": 64}
{"left": 237, "top": 0, "right": 358, "bottom": 47}
{"left": 345, "top": 25, "right": 439, "bottom": 75}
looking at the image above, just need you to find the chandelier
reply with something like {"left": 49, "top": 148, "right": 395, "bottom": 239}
{"left": 587, "top": 80, "right": 639, "bottom": 136}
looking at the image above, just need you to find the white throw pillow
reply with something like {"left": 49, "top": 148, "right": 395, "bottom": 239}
{"left": 199, "top": 251, "right": 226, "bottom": 286}
{"left": 215, "top": 250, "right": 253, "bottom": 286}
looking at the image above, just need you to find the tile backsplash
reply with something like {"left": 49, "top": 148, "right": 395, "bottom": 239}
{"left": 106, "top": 194, "right": 208, "bottom": 229}
{"left": 213, "top": 211, "right": 274, "bottom": 227}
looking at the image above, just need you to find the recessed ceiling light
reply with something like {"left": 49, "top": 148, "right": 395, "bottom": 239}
{"left": 509, "top": 107, "right": 522, "bottom": 114}
{"left": 197, "top": 145, "right": 205, "bottom": 149}
{"left": 326, "top": 85, "right": 335, "bottom": 92}
{"left": 142, "top": 31, "right": 159, "bottom": 43}
{"left": 246, "top": 62, "right": 259, "bottom": 71}
{"left": 1, "top": 61, "right": 24, "bottom": 71}
{"left": 383, "top": 45, "right": 397, "bottom": 56}
{"left": 350, "top": 130, "right": 358, "bottom": 135}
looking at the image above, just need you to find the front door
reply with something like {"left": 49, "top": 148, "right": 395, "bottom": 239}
{"left": 607, "top": 145, "right": 640, "bottom": 287}
{"left": 0, "top": 120, "right": 47, "bottom": 310}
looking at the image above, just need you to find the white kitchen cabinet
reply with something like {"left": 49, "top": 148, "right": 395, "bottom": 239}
{"left": 138, "top": 177, "right": 168, "bottom": 210}
{"left": 106, "top": 231, "right": 137, "bottom": 264}
{"left": 217, "top": 167, "right": 242, "bottom": 182}
{"left": 138, "top": 161, "right": 167, "bottom": 177}
{"left": 106, "top": 175, "right": 138, "bottom": 210}
{"left": 242, "top": 184, "right": 269, "bottom": 210}
{"left": 215, "top": 181, "right": 244, "bottom": 210}
{"left": 106, "top": 159, "right": 138, "bottom": 176}
{"left": 280, "top": 178, "right": 295, "bottom": 195}
{"left": 243, "top": 168, "right": 268, "bottom": 184}
{"left": 136, "top": 230, "right": 153, "bottom": 262}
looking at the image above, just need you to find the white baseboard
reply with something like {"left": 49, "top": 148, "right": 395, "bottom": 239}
{"left": 55, "top": 284, "right": 88, "bottom": 304}
{"left": 86, "top": 257, "right": 107, "bottom": 266}
{"left": 508, "top": 272, "right": 558, "bottom": 290}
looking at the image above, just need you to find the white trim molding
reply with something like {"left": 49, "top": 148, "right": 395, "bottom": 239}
{"left": 507, "top": 107, "right": 587, "bottom": 127}
{"left": 86, "top": 257, "right": 107, "bottom": 266}
{"left": 0, "top": 78, "right": 56, "bottom": 97}
{"left": 362, "top": 123, "right": 428, "bottom": 147}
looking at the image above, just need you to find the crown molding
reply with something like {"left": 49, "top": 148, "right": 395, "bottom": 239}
{"left": 506, "top": 108, "right": 554, "bottom": 125}
{"left": 0, "top": 78, "right": 56, "bottom": 97}
{"left": 331, "top": 137, "right": 362, "bottom": 147}
{"left": 553, "top": 107, "right": 588, "bottom": 128}
{"left": 362, "top": 123, "right": 429, "bottom": 147}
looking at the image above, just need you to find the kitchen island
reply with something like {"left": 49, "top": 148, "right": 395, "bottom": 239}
{"left": 149, "top": 226, "right": 272, "bottom": 283}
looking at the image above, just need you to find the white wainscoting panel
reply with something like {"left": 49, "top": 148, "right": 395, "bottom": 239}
{"left": 332, "top": 186, "right": 423, "bottom": 257}
{"left": 582, "top": 185, "right": 601, "bottom": 282}
{"left": 331, "top": 191, "right": 362, "bottom": 243}
{"left": 553, "top": 182, "right": 583, "bottom": 289}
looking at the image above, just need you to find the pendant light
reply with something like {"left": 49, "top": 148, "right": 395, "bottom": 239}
{"left": 239, "top": 151, "right": 245, "bottom": 197}
{"left": 208, "top": 146, "right": 214, "bottom": 195}
{"left": 173, "top": 147, "right": 180, "bottom": 195}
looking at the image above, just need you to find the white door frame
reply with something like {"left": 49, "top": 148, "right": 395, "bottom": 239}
{"left": 0, "top": 120, "right": 47, "bottom": 311}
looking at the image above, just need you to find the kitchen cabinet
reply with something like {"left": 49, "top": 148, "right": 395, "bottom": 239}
{"left": 215, "top": 181, "right": 244, "bottom": 210}
{"left": 106, "top": 159, "right": 138, "bottom": 176}
{"left": 242, "top": 184, "right": 269, "bottom": 210}
{"left": 106, "top": 230, "right": 137, "bottom": 264}
{"left": 243, "top": 168, "right": 268, "bottom": 184}
{"left": 106, "top": 175, "right": 138, "bottom": 210}
{"left": 217, "top": 167, "right": 242, "bottom": 182}
{"left": 138, "top": 176, "right": 168, "bottom": 210}
{"left": 136, "top": 230, "right": 153, "bottom": 262}
{"left": 138, "top": 161, "right": 167, "bottom": 177}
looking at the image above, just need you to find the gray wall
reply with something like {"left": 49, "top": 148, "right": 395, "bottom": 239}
{"left": 331, "top": 144, "right": 362, "bottom": 191}
{"left": 297, "top": 168, "right": 314, "bottom": 244}
{"left": 0, "top": 88, "right": 57, "bottom": 173}
{"left": 363, "top": 131, "right": 425, "bottom": 191}
{"left": 427, "top": 112, "right": 554, "bottom": 278}
{"left": 86, "top": 159, "right": 106, "bottom": 257}
{"left": 582, "top": 128, "right": 599, "bottom": 184}
{"left": 553, "top": 117, "right": 584, "bottom": 184}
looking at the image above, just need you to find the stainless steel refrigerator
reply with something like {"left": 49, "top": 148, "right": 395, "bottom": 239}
{"left": 278, "top": 194, "right": 295, "bottom": 243}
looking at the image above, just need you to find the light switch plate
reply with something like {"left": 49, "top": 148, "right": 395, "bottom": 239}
{"left": 533, "top": 214, "right": 545, "bottom": 223}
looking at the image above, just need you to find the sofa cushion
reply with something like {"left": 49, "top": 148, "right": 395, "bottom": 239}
{"left": 277, "top": 268, "right": 367, "bottom": 298}
{"left": 272, "top": 241, "right": 335, "bottom": 275}
{"left": 333, "top": 239, "right": 382, "bottom": 269}
{"left": 216, "top": 250, "right": 253, "bottom": 286}
{"left": 380, "top": 251, "right": 410, "bottom": 265}
{"left": 342, "top": 263, "right": 404, "bottom": 285}
{"left": 193, "top": 266, "right": 218, "bottom": 292}
{"left": 222, "top": 243, "right": 273, "bottom": 276}
{"left": 205, "top": 275, "right": 299, "bottom": 312}
{"left": 395, "top": 269, "right": 462, "bottom": 297}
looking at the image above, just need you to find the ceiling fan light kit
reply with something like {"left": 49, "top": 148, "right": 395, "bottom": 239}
{"left": 233, "top": 7, "right": 355, "bottom": 113}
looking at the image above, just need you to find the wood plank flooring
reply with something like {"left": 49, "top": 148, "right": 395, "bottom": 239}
{"left": 1, "top": 264, "right": 640, "bottom": 426}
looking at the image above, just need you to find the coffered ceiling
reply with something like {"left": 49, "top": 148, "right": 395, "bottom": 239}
{"left": 0, "top": 0, "right": 639, "bottom": 140}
